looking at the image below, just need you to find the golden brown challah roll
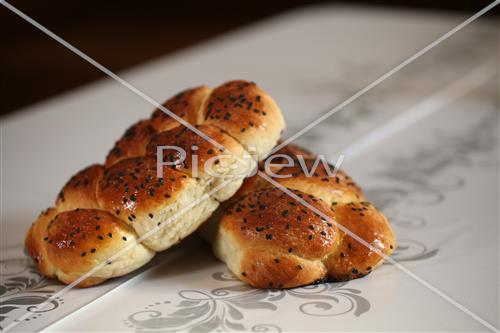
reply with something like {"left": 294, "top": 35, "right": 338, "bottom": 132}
{"left": 25, "top": 80, "right": 285, "bottom": 287}
{"left": 202, "top": 144, "right": 396, "bottom": 288}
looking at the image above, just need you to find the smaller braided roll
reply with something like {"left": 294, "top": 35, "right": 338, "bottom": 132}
{"left": 201, "top": 144, "right": 396, "bottom": 288}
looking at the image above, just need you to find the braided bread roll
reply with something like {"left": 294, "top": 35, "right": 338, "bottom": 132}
{"left": 201, "top": 144, "right": 396, "bottom": 288}
{"left": 25, "top": 80, "right": 285, "bottom": 287}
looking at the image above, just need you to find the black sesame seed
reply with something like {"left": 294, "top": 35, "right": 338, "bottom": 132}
{"left": 122, "top": 236, "right": 127, "bottom": 241}
{"left": 90, "top": 248, "right": 96, "bottom": 253}
{"left": 81, "top": 252, "right": 86, "bottom": 257}
{"left": 108, "top": 233, "right": 113, "bottom": 238}
{"left": 265, "top": 234, "right": 273, "bottom": 240}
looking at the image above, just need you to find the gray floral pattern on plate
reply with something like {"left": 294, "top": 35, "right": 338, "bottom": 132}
{"left": 0, "top": 257, "right": 64, "bottom": 330}
{"left": 124, "top": 272, "right": 370, "bottom": 332}
{"left": 368, "top": 108, "right": 499, "bottom": 263}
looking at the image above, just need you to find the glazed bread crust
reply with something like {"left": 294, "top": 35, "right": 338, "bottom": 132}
{"left": 206, "top": 144, "right": 396, "bottom": 288}
{"left": 25, "top": 80, "right": 285, "bottom": 287}
{"left": 201, "top": 81, "right": 285, "bottom": 160}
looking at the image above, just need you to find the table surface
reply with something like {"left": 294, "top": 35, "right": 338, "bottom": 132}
{"left": 1, "top": 5, "right": 498, "bottom": 332}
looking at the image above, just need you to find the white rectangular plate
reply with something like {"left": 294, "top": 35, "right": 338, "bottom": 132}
{"left": 1, "top": 5, "right": 498, "bottom": 332}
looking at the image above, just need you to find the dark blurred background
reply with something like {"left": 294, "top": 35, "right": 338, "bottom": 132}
{"left": 1, "top": 0, "right": 497, "bottom": 115}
